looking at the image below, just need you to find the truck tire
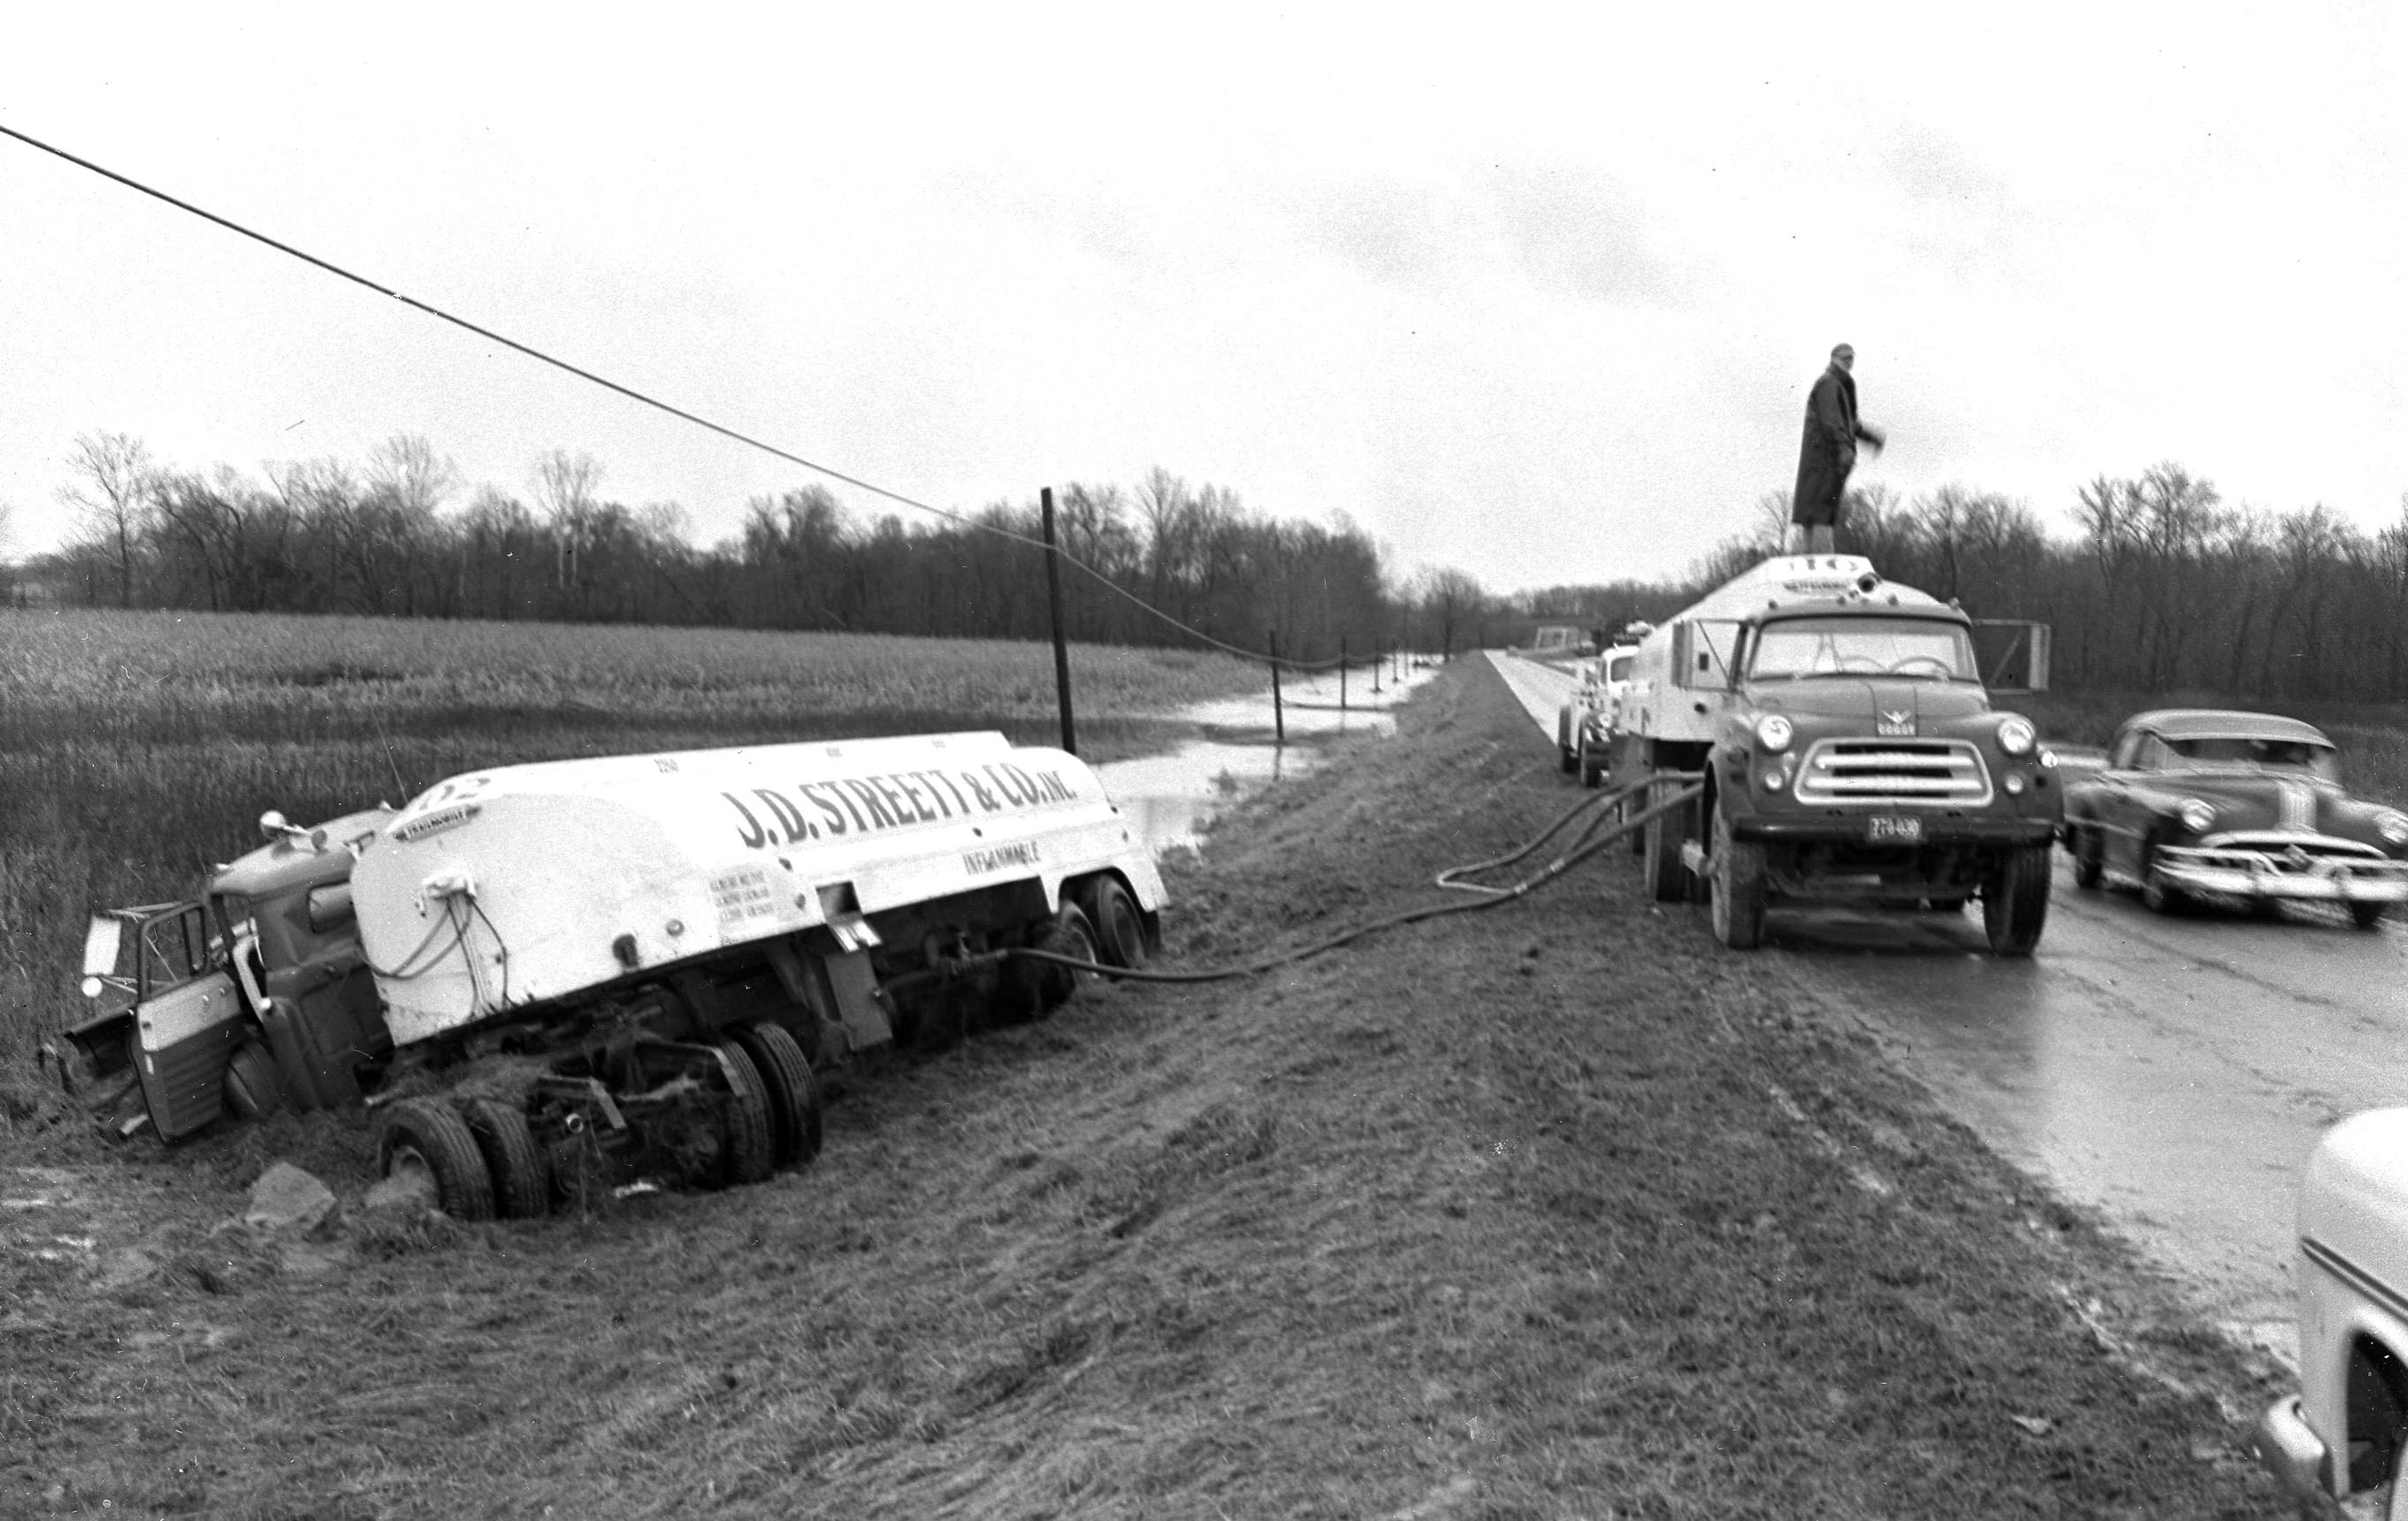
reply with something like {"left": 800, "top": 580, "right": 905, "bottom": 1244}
{"left": 1033, "top": 903, "right": 1100, "bottom": 1015}
{"left": 462, "top": 1096, "right": 552, "bottom": 1220}
{"left": 1085, "top": 877, "right": 1149, "bottom": 972}
{"left": 223, "top": 1039, "right": 287, "bottom": 1122}
{"left": 1557, "top": 715, "right": 1576, "bottom": 774}
{"left": 1643, "top": 787, "right": 1692, "bottom": 903}
{"left": 377, "top": 1098, "right": 496, "bottom": 1222}
{"left": 713, "top": 1039, "right": 777, "bottom": 1187}
{"left": 1983, "top": 843, "right": 2053, "bottom": 956}
{"left": 734, "top": 1019, "right": 822, "bottom": 1168}
{"left": 2070, "top": 824, "right": 2103, "bottom": 890}
{"left": 2352, "top": 900, "right": 2389, "bottom": 932}
{"left": 1580, "top": 747, "right": 1605, "bottom": 789}
{"left": 1708, "top": 808, "right": 1766, "bottom": 950}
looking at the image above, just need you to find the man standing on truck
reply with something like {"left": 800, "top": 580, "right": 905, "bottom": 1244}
{"left": 1790, "top": 343, "right": 1886, "bottom": 553}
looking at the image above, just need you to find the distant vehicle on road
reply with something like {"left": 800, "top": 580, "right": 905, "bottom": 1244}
{"left": 2062, "top": 709, "right": 2408, "bottom": 927}
{"left": 1557, "top": 641, "right": 1641, "bottom": 787}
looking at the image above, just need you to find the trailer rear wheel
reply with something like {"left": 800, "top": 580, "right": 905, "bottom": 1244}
{"left": 713, "top": 1040, "right": 777, "bottom": 1187}
{"left": 1035, "top": 904, "right": 1100, "bottom": 1015}
{"left": 377, "top": 1098, "right": 496, "bottom": 1222}
{"left": 1708, "top": 809, "right": 1766, "bottom": 950}
{"left": 462, "top": 1097, "right": 552, "bottom": 1219}
{"left": 1085, "top": 878, "right": 1148, "bottom": 972}
{"left": 734, "top": 1020, "right": 822, "bottom": 1167}
{"left": 1984, "top": 843, "right": 2053, "bottom": 956}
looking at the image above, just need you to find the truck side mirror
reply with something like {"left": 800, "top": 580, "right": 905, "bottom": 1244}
{"left": 82, "top": 916, "right": 124, "bottom": 980}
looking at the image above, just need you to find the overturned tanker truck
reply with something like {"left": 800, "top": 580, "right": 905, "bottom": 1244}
{"left": 46, "top": 732, "right": 1161, "bottom": 1218}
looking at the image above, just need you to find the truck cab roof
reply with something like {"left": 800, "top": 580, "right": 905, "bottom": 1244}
{"left": 1674, "top": 555, "right": 1963, "bottom": 627}
{"left": 209, "top": 807, "right": 394, "bottom": 900}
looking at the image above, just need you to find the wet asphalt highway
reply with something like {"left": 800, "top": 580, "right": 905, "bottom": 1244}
{"left": 1486, "top": 651, "right": 2408, "bottom": 1357}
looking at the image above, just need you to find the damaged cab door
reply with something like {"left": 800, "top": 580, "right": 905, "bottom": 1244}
{"left": 58, "top": 902, "right": 248, "bottom": 1140}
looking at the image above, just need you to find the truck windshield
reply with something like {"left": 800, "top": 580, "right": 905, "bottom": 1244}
{"left": 1748, "top": 617, "right": 1978, "bottom": 682}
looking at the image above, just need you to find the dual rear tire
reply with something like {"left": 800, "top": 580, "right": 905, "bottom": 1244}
{"left": 376, "top": 1016, "right": 823, "bottom": 1220}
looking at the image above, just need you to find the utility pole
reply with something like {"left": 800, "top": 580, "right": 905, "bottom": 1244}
{"left": 1041, "top": 486, "right": 1076, "bottom": 756}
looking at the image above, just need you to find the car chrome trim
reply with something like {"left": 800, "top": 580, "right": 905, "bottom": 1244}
{"left": 2303, "top": 1234, "right": 2408, "bottom": 1326}
{"left": 2154, "top": 841, "right": 2408, "bottom": 900}
{"left": 1790, "top": 739, "right": 1993, "bottom": 808}
{"left": 2252, "top": 1394, "right": 2332, "bottom": 1505}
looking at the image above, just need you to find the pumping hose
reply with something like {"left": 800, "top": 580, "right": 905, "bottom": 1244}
{"left": 1007, "top": 774, "right": 1706, "bottom": 986}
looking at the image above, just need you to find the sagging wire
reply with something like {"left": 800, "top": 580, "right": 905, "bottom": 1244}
{"left": 1007, "top": 777, "right": 1707, "bottom": 986}
{"left": 0, "top": 121, "right": 1366, "bottom": 676}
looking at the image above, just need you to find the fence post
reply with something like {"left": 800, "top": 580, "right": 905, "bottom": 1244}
{"left": 1040, "top": 486, "right": 1076, "bottom": 757}
{"left": 1339, "top": 637, "right": 1348, "bottom": 713}
{"left": 1269, "top": 629, "right": 1285, "bottom": 745}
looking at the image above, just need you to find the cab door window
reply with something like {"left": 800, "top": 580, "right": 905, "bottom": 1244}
{"left": 1676, "top": 621, "right": 1741, "bottom": 689}
{"left": 138, "top": 905, "right": 216, "bottom": 999}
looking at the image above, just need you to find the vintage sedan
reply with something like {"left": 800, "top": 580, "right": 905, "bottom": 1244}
{"left": 2063, "top": 709, "right": 2408, "bottom": 927}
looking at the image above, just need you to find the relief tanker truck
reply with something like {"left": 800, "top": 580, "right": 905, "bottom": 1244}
{"left": 1610, "top": 554, "right": 2060, "bottom": 954}
{"left": 46, "top": 730, "right": 1161, "bottom": 1218}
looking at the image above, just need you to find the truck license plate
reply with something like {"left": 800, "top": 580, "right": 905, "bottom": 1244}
{"left": 1867, "top": 816, "right": 1923, "bottom": 843}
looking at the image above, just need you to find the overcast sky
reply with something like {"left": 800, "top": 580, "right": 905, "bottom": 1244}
{"left": 3, "top": 4, "right": 2400, "bottom": 592}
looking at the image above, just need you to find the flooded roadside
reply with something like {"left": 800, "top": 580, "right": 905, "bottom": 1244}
{"left": 1098, "top": 660, "right": 1438, "bottom": 857}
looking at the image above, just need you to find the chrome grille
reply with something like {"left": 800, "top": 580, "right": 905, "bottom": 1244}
{"left": 1792, "top": 739, "right": 1992, "bottom": 806}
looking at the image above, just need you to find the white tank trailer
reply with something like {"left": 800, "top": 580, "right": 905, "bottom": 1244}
{"left": 48, "top": 732, "right": 1163, "bottom": 1219}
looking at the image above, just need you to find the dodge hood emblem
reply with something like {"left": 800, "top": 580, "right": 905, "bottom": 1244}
{"left": 1877, "top": 709, "right": 1914, "bottom": 736}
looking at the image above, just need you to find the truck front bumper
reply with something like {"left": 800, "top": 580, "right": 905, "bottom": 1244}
{"left": 2252, "top": 1394, "right": 2333, "bottom": 1508}
{"left": 1729, "top": 816, "right": 2059, "bottom": 848}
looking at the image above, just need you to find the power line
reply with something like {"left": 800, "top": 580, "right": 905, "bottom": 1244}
{"left": 0, "top": 122, "right": 1365, "bottom": 671}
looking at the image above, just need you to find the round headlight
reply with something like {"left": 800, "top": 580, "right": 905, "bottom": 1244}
{"left": 1755, "top": 715, "right": 1793, "bottom": 752}
{"left": 2378, "top": 811, "right": 2408, "bottom": 846}
{"left": 1997, "top": 717, "right": 2036, "bottom": 757}
{"left": 2178, "top": 798, "right": 2215, "bottom": 833}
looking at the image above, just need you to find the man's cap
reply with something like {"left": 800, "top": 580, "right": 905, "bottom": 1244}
{"left": 1831, "top": 343, "right": 1854, "bottom": 360}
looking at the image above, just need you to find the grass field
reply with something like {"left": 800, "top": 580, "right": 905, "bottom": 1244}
{"left": 0, "top": 608, "right": 1260, "bottom": 1066}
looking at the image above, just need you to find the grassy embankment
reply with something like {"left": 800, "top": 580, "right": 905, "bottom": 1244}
{"left": 3, "top": 655, "right": 2295, "bottom": 1517}
{"left": 0, "top": 608, "right": 1262, "bottom": 1066}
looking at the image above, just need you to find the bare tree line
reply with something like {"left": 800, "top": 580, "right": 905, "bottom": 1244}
{"left": 15, "top": 433, "right": 1487, "bottom": 663}
{"left": 1506, "top": 467, "right": 2408, "bottom": 702}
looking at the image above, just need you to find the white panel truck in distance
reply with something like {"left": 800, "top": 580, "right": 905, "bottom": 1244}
{"left": 1609, "top": 554, "right": 2061, "bottom": 954}
{"left": 46, "top": 732, "right": 1163, "bottom": 1219}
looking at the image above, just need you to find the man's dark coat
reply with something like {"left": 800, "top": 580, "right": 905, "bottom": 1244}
{"left": 1792, "top": 364, "right": 1877, "bottom": 527}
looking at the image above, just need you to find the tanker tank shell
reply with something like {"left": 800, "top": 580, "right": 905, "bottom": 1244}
{"left": 352, "top": 731, "right": 1160, "bottom": 1046}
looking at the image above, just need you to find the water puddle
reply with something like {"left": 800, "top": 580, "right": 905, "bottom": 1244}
{"left": 1098, "top": 661, "right": 1438, "bottom": 858}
